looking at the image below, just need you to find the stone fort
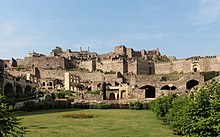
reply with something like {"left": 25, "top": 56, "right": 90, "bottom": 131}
{"left": 1, "top": 45, "right": 219, "bottom": 102}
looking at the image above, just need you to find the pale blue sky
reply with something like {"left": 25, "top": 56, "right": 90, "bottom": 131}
{"left": 1, "top": 0, "right": 220, "bottom": 59}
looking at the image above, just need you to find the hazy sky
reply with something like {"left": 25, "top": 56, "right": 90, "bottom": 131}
{"left": 1, "top": 0, "right": 220, "bottom": 59}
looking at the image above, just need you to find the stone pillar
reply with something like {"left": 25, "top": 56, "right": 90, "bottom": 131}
{"left": 64, "top": 72, "right": 71, "bottom": 90}
{"left": 102, "top": 82, "right": 106, "bottom": 100}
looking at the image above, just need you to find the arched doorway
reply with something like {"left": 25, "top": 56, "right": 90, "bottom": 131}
{"left": 161, "top": 85, "right": 177, "bottom": 90}
{"left": 121, "top": 90, "right": 126, "bottom": 99}
{"left": 186, "top": 80, "right": 199, "bottom": 90}
{"left": 24, "top": 86, "right": 32, "bottom": 95}
{"left": 16, "top": 85, "right": 23, "bottom": 96}
{"left": 47, "top": 82, "right": 52, "bottom": 86}
{"left": 109, "top": 93, "right": 115, "bottom": 100}
{"left": 4, "top": 83, "right": 14, "bottom": 96}
{"left": 140, "top": 85, "right": 156, "bottom": 98}
{"left": 97, "top": 83, "right": 101, "bottom": 89}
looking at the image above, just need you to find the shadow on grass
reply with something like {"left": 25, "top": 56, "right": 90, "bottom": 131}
{"left": 15, "top": 108, "right": 82, "bottom": 116}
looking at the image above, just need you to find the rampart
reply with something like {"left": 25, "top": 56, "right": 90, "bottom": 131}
{"left": 17, "top": 56, "right": 72, "bottom": 69}
{"left": 155, "top": 55, "right": 220, "bottom": 74}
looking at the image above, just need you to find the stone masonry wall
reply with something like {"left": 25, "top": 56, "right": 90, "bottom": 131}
{"left": 155, "top": 56, "right": 220, "bottom": 74}
{"left": 155, "top": 59, "right": 192, "bottom": 74}
{"left": 17, "top": 56, "right": 68, "bottom": 69}
{"left": 78, "top": 60, "right": 96, "bottom": 72}
{"left": 96, "top": 59, "right": 126, "bottom": 74}
{"left": 137, "top": 60, "right": 155, "bottom": 75}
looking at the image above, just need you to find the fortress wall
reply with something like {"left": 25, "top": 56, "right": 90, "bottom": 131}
{"left": 133, "top": 51, "right": 142, "bottom": 57}
{"left": 40, "top": 69, "right": 66, "bottom": 80}
{"left": 114, "top": 45, "right": 126, "bottom": 55}
{"left": 155, "top": 62, "right": 172, "bottom": 74}
{"left": 17, "top": 56, "right": 66, "bottom": 69}
{"left": 6, "top": 69, "right": 33, "bottom": 78}
{"left": 137, "top": 60, "right": 155, "bottom": 75}
{"left": 155, "top": 60, "right": 191, "bottom": 74}
{"left": 96, "top": 59, "right": 125, "bottom": 74}
{"left": 79, "top": 60, "right": 96, "bottom": 72}
{"left": 199, "top": 57, "right": 220, "bottom": 72}
{"left": 172, "top": 60, "right": 191, "bottom": 73}
{"left": 127, "top": 60, "right": 137, "bottom": 74}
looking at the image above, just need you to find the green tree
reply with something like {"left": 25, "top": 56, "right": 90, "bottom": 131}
{"left": 0, "top": 96, "right": 27, "bottom": 136}
{"left": 52, "top": 46, "right": 63, "bottom": 55}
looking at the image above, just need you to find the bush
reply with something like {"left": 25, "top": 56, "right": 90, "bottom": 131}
{"left": 149, "top": 94, "right": 176, "bottom": 121}
{"left": 200, "top": 71, "right": 220, "bottom": 81}
{"left": 56, "top": 92, "right": 65, "bottom": 99}
{"left": 87, "top": 90, "right": 100, "bottom": 94}
{"left": 22, "top": 100, "right": 72, "bottom": 111}
{"left": 45, "top": 94, "right": 52, "bottom": 101}
{"left": 61, "top": 113, "right": 94, "bottom": 118}
{"left": 129, "top": 101, "right": 143, "bottom": 110}
{"left": 150, "top": 80, "right": 220, "bottom": 136}
{"left": 0, "top": 96, "right": 27, "bottom": 136}
{"left": 22, "top": 101, "right": 38, "bottom": 111}
{"left": 51, "top": 93, "right": 56, "bottom": 101}
{"left": 90, "top": 103, "right": 111, "bottom": 109}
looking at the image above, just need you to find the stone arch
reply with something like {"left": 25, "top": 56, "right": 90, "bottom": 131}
{"left": 115, "top": 81, "right": 119, "bottom": 86}
{"left": 161, "top": 85, "right": 177, "bottom": 90}
{"left": 24, "top": 85, "right": 32, "bottom": 95}
{"left": 140, "top": 85, "right": 156, "bottom": 98}
{"left": 186, "top": 80, "right": 199, "bottom": 90}
{"left": 16, "top": 84, "right": 23, "bottom": 95}
{"left": 4, "top": 83, "right": 14, "bottom": 96}
{"left": 109, "top": 92, "right": 115, "bottom": 100}
{"left": 87, "top": 86, "right": 92, "bottom": 91}
{"left": 116, "top": 72, "right": 122, "bottom": 78}
{"left": 42, "top": 82, "right": 46, "bottom": 86}
{"left": 97, "top": 83, "right": 101, "bottom": 89}
{"left": 47, "top": 81, "right": 52, "bottom": 86}
{"left": 121, "top": 90, "right": 126, "bottom": 99}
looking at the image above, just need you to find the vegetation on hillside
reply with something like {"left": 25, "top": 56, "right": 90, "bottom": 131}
{"left": 200, "top": 71, "right": 220, "bottom": 81}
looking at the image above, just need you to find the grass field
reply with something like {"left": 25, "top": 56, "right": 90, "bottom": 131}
{"left": 18, "top": 109, "right": 178, "bottom": 137}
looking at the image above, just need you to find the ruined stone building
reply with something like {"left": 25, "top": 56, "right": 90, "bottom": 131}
{"left": 2, "top": 45, "right": 220, "bottom": 102}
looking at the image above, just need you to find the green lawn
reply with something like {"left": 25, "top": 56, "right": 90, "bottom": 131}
{"left": 18, "top": 109, "right": 178, "bottom": 137}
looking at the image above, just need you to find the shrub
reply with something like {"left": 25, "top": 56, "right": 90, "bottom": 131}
{"left": 61, "top": 113, "right": 94, "bottom": 119}
{"left": 22, "top": 101, "right": 38, "bottom": 111}
{"left": 51, "top": 93, "right": 56, "bottom": 101}
{"left": 200, "top": 71, "right": 220, "bottom": 81}
{"left": 143, "top": 103, "right": 149, "bottom": 110}
{"left": 149, "top": 94, "right": 176, "bottom": 121}
{"left": 22, "top": 100, "right": 72, "bottom": 111}
{"left": 129, "top": 101, "right": 143, "bottom": 110}
{"left": 150, "top": 80, "right": 220, "bottom": 136}
{"left": 56, "top": 92, "right": 65, "bottom": 99}
{"left": 87, "top": 90, "right": 100, "bottom": 94}
{"left": 0, "top": 96, "right": 27, "bottom": 136}
{"left": 45, "top": 94, "right": 52, "bottom": 101}
{"left": 91, "top": 103, "right": 111, "bottom": 109}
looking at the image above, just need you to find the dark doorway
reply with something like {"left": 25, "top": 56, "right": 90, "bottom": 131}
{"left": 24, "top": 86, "right": 32, "bottom": 95}
{"left": 186, "top": 80, "right": 199, "bottom": 90}
{"left": 161, "top": 85, "right": 177, "bottom": 90}
{"left": 109, "top": 93, "right": 115, "bottom": 100}
{"left": 16, "top": 85, "right": 23, "bottom": 95}
{"left": 194, "top": 68, "right": 197, "bottom": 72}
{"left": 97, "top": 83, "right": 101, "bottom": 89}
{"left": 4, "top": 83, "right": 14, "bottom": 96}
{"left": 121, "top": 90, "right": 126, "bottom": 99}
{"left": 149, "top": 67, "right": 152, "bottom": 75}
{"left": 141, "top": 85, "right": 156, "bottom": 98}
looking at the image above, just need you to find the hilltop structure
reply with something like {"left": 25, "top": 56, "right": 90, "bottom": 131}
{"left": 2, "top": 45, "right": 219, "bottom": 102}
